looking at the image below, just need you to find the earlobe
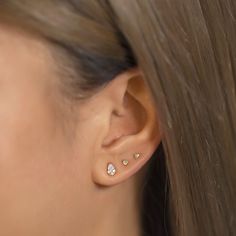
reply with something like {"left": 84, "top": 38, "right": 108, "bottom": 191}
{"left": 106, "top": 152, "right": 142, "bottom": 177}
{"left": 91, "top": 68, "right": 161, "bottom": 187}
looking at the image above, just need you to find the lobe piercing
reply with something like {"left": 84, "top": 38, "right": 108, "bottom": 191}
{"left": 133, "top": 153, "right": 141, "bottom": 160}
{"left": 107, "top": 163, "right": 116, "bottom": 176}
{"left": 122, "top": 160, "right": 129, "bottom": 166}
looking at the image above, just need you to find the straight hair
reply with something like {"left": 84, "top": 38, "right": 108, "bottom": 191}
{"left": 0, "top": 1, "right": 235, "bottom": 235}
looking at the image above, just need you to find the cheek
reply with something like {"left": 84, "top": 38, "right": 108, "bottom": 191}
{"left": 0, "top": 89, "right": 91, "bottom": 232}
{"left": 0, "top": 85, "right": 63, "bottom": 172}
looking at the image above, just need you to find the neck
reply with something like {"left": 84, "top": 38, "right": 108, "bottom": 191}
{"left": 90, "top": 174, "right": 144, "bottom": 236}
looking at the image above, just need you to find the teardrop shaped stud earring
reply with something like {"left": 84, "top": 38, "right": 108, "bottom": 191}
{"left": 107, "top": 163, "right": 116, "bottom": 176}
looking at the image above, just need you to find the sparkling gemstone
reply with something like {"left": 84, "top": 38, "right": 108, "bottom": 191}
{"left": 107, "top": 163, "right": 116, "bottom": 176}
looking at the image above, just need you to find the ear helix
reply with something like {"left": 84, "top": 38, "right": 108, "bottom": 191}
{"left": 106, "top": 153, "right": 141, "bottom": 176}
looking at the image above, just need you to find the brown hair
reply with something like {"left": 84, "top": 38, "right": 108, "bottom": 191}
{"left": 1, "top": 1, "right": 236, "bottom": 235}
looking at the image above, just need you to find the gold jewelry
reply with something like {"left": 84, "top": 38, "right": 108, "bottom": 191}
{"left": 122, "top": 160, "right": 129, "bottom": 166}
{"left": 133, "top": 153, "right": 141, "bottom": 160}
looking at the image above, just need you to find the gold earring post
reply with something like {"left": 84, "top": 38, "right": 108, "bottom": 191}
{"left": 122, "top": 160, "right": 129, "bottom": 166}
{"left": 133, "top": 153, "right": 141, "bottom": 160}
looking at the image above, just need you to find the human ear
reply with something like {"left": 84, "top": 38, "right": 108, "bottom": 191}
{"left": 91, "top": 68, "right": 162, "bottom": 186}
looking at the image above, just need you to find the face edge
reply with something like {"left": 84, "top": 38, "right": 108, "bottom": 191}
{"left": 0, "top": 23, "right": 101, "bottom": 235}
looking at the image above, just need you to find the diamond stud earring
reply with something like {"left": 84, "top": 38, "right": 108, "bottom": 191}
{"left": 133, "top": 153, "right": 141, "bottom": 160}
{"left": 122, "top": 160, "right": 129, "bottom": 166}
{"left": 107, "top": 163, "right": 116, "bottom": 176}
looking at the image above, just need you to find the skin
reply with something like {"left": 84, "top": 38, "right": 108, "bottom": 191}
{"left": 0, "top": 24, "right": 161, "bottom": 236}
